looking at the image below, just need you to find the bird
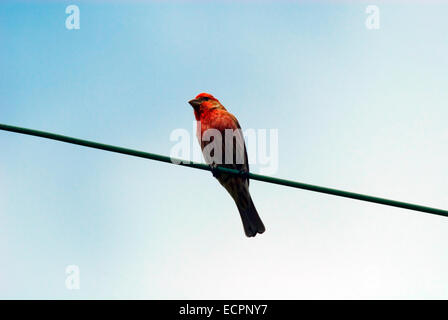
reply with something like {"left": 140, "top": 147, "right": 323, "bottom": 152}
{"left": 188, "top": 93, "right": 265, "bottom": 237}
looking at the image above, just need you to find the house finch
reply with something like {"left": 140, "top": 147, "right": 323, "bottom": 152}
{"left": 188, "top": 93, "right": 265, "bottom": 237}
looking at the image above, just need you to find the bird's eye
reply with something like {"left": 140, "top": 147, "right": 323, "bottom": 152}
{"left": 202, "top": 97, "right": 210, "bottom": 101}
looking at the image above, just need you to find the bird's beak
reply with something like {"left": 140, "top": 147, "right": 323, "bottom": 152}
{"left": 188, "top": 99, "right": 201, "bottom": 110}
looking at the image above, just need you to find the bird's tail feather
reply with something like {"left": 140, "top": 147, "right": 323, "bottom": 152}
{"left": 236, "top": 194, "right": 265, "bottom": 237}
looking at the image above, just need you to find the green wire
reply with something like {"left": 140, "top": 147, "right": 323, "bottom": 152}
{"left": 1, "top": 123, "right": 447, "bottom": 218}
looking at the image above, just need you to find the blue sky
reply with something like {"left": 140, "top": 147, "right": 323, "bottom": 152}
{"left": 1, "top": 1, "right": 448, "bottom": 299}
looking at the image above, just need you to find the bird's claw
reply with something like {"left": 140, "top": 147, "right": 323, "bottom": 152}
{"left": 239, "top": 169, "right": 249, "bottom": 180}
{"left": 210, "top": 164, "right": 221, "bottom": 178}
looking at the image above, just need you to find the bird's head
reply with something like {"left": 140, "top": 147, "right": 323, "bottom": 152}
{"left": 188, "top": 93, "right": 225, "bottom": 120}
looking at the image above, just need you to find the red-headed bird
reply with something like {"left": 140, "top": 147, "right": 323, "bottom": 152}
{"left": 188, "top": 93, "right": 265, "bottom": 237}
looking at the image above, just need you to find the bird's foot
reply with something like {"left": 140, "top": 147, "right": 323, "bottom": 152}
{"left": 239, "top": 169, "right": 249, "bottom": 180}
{"left": 210, "top": 164, "right": 221, "bottom": 178}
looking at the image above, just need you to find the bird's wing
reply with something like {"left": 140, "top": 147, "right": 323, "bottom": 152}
{"left": 231, "top": 116, "right": 250, "bottom": 173}
{"left": 215, "top": 112, "right": 250, "bottom": 185}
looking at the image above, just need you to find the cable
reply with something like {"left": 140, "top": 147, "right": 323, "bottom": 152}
{"left": 1, "top": 123, "right": 447, "bottom": 218}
